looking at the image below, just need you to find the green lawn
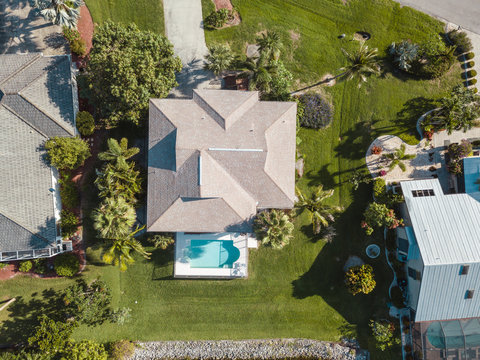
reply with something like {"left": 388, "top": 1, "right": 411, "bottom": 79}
{"left": 0, "top": 0, "right": 462, "bottom": 358}
{"left": 84, "top": 0, "right": 164, "bottom": 34}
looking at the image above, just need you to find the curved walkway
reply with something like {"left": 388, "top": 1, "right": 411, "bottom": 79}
{"left": 163, "top": 0, "right": 214, "bottom": 98}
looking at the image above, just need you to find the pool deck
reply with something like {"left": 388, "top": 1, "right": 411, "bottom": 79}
{"left": 174, "top": 232, "right": 255, "bottom": 278}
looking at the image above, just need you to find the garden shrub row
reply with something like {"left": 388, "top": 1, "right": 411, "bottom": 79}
{"left": 62, "top": 27, "right": 87, "bottom": 56}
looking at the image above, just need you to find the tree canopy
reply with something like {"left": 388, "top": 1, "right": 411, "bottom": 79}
{"left": 45, "top": 137, "right": 91, "bottom": 170}
{"left": 87, "top": 21, "right": 182, "bottom": 126}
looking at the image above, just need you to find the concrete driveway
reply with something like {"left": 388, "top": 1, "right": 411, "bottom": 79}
{"left": 395, "top": 0, "right": 480, "bottom": 34}
{"left": 163, "top": 0, "right": 214, "bottom": 98}
{"left": 0, "top": 0, "right": 67, "bottom": 54}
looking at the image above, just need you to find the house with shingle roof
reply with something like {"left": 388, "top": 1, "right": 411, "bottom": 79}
{"left": 147, "top": 90, "right": 296, "bottom": 278}
{"left": 0, "top": 53, "right": 78, "bottom": 261}
{"left": 147, "top": 89, "right": 296, "bottom": 233}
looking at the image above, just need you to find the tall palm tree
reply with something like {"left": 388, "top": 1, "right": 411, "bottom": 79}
{"left": 103, "top": 226, "right": 150, "bottom": 271}
{"left": 254, "top": 210, "right": 294, "bottom": 249}
{"left": 95, "top": 161, "right": 142, "bottom": 201}
{"left": 204, "top": 44, "right": 235, "bottom": 76}
{"left": 338, "top": 44, "right": 380, "bottom": 84}
{"left": 33, "top": 0, "right": 83, "bottom": 28}
{"left": 92, "top": 196, "right": 136, "bottom": 239}
{"left": 98, "top": 138, "right": 139, "bottom": 165}
{"left": 383, "top": 144, "right": 416, "bottom": 172}
{"left": 295, "top": 185, "right": 342, "bottom": 235}
{"left": 256, "top": 30, "right": 282, "bottom": 63}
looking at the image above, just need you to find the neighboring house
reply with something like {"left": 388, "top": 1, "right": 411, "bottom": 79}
{"left": 398, "top": 177, "right": 480, "bottom": 359}
{"left": 0, "top": 53, "right": 78, "bottom": 262}
{"left": 147, "top": 89, "right": 296, "bottom": 278}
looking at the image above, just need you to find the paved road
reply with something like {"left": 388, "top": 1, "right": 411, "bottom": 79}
{"left": 163, "top": 0, "right": 214, "bottom": 98}
{"left": 395, "top": 0, "right": 480, "bottom": 34}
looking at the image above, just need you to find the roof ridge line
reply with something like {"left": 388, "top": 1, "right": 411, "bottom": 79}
{"left": 1, "top": 103, "right": 49, "bottom": 138}
{"left": 17, "top": 93, "right": 75, "bottom": 136}
{"left": 0, "top": 212, "right": 52, "bottom": 247}
{"left": 0, "top": 53, "right": 42, "bottom": 90}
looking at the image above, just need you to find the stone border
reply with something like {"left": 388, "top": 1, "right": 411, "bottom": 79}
{"left": 131, "top": 339, "right": 367, "bottom": 360}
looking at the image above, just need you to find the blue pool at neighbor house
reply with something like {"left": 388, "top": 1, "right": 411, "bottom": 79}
{"left": 463, "top": 157, "right": 480, "bottom": 194}
{"left": 189, "top": 240, "right": 240, "bottom": 269}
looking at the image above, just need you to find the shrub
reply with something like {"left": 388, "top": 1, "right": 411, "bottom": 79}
{"left": 448, "top": 30, "right": 473, "bottom": 54}
{"left": 28, "top": 315, "right": 75, "bottom": 355}
{"left": 34, "top": 258, "right": 48, "bottom": 275}
{"left": 466, "top": 52, "right": 475, "bottom": 60}
{"left": 18, "top": 260, "right": 33, "bottom": 273}
{"left": 390, "top": 286, "right": 405, "bottom": 308}
{"left": 345, "top": 264, "right": 376, "bottom": 295}
{"left": 70, "top": 38, "right": 86, "bottom": 56}
{"left": 54, "top": 253, "right": 79, "bottom": 277}
{"left": 63, "top": 27, "right": 81, "bottom": 43}
{"left": 45, "top": 137, "right": 91, "bottom": 170}
{"left": 468, "top": 61, "right": 475, "bottom": 68}
{"left": 204, "top": 9, "right": 233, "bottom": 29}
{"left": 371, "top": 145, "right": 382, "bottom": 155}
{"left": 448, "top": 161, "right": 462, "bottom": 175}
{"left": 470, "top": 78, "right": 478, "bottom": 85}
{"left": 147, "top": 234, "right": 174, "bottom": 250}
{"left": 298, "top": 92, "right": 333, "bottom": 129}
{"left": 362, "top": 202, "right": 403, "bottom": 235}
{"left": 389, "top": 41, "right": 419, "bottom": 71}
{"left": 63, "top": 340, "right": 108, "bottom": 360}
{"left": 421, "top": 54, "right": 454, "bottom": 78}
{"left": 76, "top": 111, "right": 95, "bottom": 136}
{"left": 449, "top": 139, "right": 472, "bottom": 160}
{"left": 370, "top": 319, "right": 400, "bottom": 351}
{"left": 60, "top": 209, "right": 78, "bottom": 238}
{"left": 475, "top": 88, "right": 479, "bottom": 94}
{"left": 0, "top": 262, "right": 8, "bottom": 270}
{"left": 110, "top": 340, "right": 135, "bottom": 360}
{"left": 373, "top": 178, "right": 386, "bottom": 200}
{"left": 110, "top": 307, "right": 132, "bottom": 325}
{"left": 467, "top": 70, "right": 478, "bottom": 78}
{"left": 59, "top": 174, "right": 79, "bottom": 209}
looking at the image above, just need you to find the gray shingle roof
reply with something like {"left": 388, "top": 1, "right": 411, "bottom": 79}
{"left": 0, "top": 53, "right": 76, "bottom": 254}
{"left": 147, "top": 89, "right": 296, "bottom": 233}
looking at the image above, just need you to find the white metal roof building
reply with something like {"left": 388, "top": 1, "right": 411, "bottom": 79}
{"left": 401, "top": 179, "right": 480, "bottom": 322}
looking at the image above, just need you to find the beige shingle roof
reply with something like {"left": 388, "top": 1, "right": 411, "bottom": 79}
{"left": 147, "top": 89, "right": 296, "bottom": 233}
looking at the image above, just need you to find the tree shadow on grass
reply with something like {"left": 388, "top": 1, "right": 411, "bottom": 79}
{"left": 395, "top": 96, "right": 437, "bottom": 134}
{"left": 304, "top": 164, "right": 338, "bottom": 189}
{"left": 150, "top": 247, "right": 174, "bottom": 281}
{"left": 0, "top": 289, "right": 63, "bottom": 345}
{"left": 292, "top": 186, "right": 392, "bottom": 349}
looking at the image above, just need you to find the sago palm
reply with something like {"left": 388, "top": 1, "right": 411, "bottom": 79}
{"left": 254, "top": 210, "right": 294, "bottom": 249}
{"left": 383, "top": 144, "right": 415, "bottom": 172}
{"left": 256, "top": 30, "right": 282, "bottom": 63}
{"left": 103, "top": 226, "right": 150, "bottom": 272}
{"left": 92, "top": 196, "right": 136, "bottom": 239}
{"left": 33, "top": 0, "right": 83, "bottom": 28}
{"left": 204, "top": 44, "right": 235, "bottom": 76}
{"left": 338, "top": 44, "right": 380, "bottom": 84}
{"left": 295, "top": 185, "right": 341, "bottom": 235}
{"left": 98, "top": 137, "right": 139, "bottom": 165}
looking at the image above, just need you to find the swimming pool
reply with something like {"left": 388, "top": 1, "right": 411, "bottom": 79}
{"left": 463, "top": 157, "right": 480, "bottom": 194}
{"left": 189, "top": 240, "right": 240, "bottom": 268}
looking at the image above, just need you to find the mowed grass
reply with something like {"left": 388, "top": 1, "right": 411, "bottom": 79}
{"left": 84, "top": 0, "right": 164, "bottom": 34}
{"left": 0, "top": 0, "right": 462, "bottom": 358}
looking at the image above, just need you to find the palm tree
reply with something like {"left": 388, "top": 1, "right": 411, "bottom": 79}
{"left": 204, "top": 44, "right": 235, "bottom": 76}
{"left": 92, "top": 196, "right": 136, "bottom": 239}
{"left": 103, "top": 226, "right": 150, "bottom": 271}
{"left": 240, "top": 56, "right": 277, "bottom": 94}
{"left": 95, "top": 161, "right": 142, "bottom": 201}
{"left": 98, "top": 138, "right": 139, "bottom": 165}
{"left": 254, "top": 210, "right": 294, "bottom": 249}
{"left": 256, "top": 30, "right": 282, "bottom": 63}
{"left": 33, "top": 0, "right": 83, "bottom": 28}
{"left": 383, "top": 144, "right": 416, "bottom": 172}
{"left": 295, "top": 185, "right": 342, "bottom": 235}
{"left": 338, "top": 44, "right": 380, "bottom": 84}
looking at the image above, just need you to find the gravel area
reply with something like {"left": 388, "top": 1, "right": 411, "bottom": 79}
{"left": 131, "top": 339, "right": 367, "bottom": 360}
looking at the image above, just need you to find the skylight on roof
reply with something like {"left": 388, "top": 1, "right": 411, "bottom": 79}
{"left": 412, "top": 189, "right": 435, "bottom": 197}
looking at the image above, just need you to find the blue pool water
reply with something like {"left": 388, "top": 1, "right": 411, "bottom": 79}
{"left": 463, "top": 157, "right": 480, "bottom": 194}
{"left": 189, "top": 240, "right": 240, "bottom": 268}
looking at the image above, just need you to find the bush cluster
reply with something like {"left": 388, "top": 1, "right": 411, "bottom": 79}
{"left": 54, "top": 253, "right": 79, "bottom": 277}
{"left": 205, "top": 9, "right": 233, "bottom": 29}
{"left": 45, "top": 136, "right": 91, "bottom": 170}
{"left": 345, "top": 264, "right": 376, "bottom": 295}
{"left": 59, "top": 174, "right": 79, "bottom": 209}
{"left": 18, "top": 260, "right": 33, "bottom": 272}
{"left": 76, "top": 111, "right": 95, "bottom": 136}
{"left": 466, "top": 52, "right": 475, "bottom": 60}
{"left": 297, "top": 93, "right": 333, "bottom": 129}
{"left": 447, "top": 139, "right": 472, "bottom": 175}
{"left": 62, "top": 27, "right": 86, "bottom": 56}
{"left": 109, "top": 340, "right": 135, "bottom": 360}
{"left": 448, "top": 30, "right": 473, "bottom": 54}
{"left": 60, "top": 209, "right": 78, "bottom": 238}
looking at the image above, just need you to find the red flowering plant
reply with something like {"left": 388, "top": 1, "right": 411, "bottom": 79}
{"left": 362, "top": 202, "right": 404, "bottom": 235}
{"left": 371, "top": 145, "right": 383, "bottom": 155}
